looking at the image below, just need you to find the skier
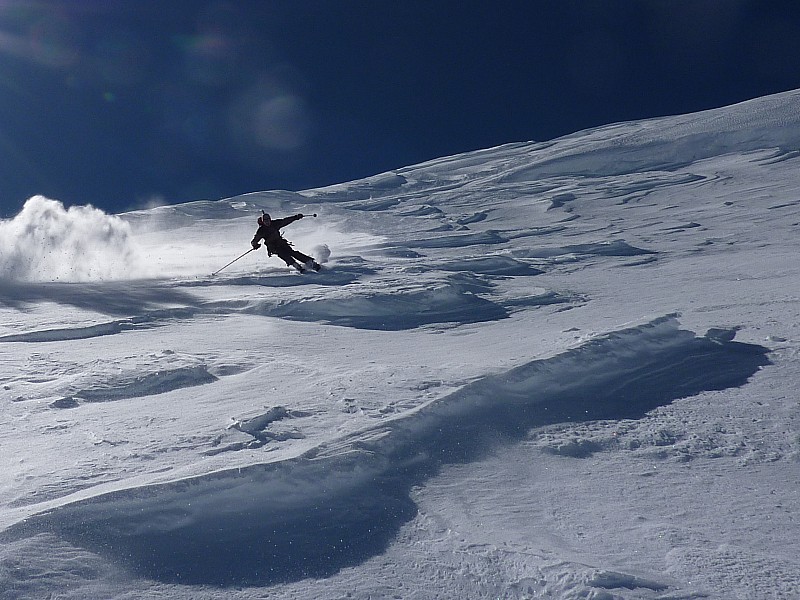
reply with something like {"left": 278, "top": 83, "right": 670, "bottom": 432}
{"left": 251, "top": 212, "right": 321, "bottom": 273}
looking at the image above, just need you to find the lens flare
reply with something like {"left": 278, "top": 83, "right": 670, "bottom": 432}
{"left": 227, "top": 77, "right": 312, "bottom": 160}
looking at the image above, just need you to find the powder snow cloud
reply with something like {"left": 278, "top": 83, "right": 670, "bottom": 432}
{"left": 0, "top": 196, "right": 149, "bottom": 282}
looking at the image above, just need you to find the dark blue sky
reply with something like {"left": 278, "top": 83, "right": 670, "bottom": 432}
{"left": 1, "top": 1, "right": 800, "bottom": 216}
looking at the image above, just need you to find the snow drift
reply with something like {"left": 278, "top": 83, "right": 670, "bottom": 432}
{"left": 6, "top": 317, "right": 769, "bottom": 586}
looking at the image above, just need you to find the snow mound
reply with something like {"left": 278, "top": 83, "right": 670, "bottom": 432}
{"left": 6, "top": 317, "right": 769, "bottom": 586}
{"left": 73, "top": 366, "right": 218, "bottom": 403}
{"left": 438, "top": 255, "right": 544, "bottom": 276}
{"left": 266, "top": 282, "right": 511, "bottom": 330}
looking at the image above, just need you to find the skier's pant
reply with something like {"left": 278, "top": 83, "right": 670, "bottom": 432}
{"left": 276, "top": 246, "right": 313, "bottom": 267}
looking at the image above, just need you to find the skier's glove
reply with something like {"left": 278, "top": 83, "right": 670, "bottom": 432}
{"left": 251, "top": 242, "right": 260, "bottom": 250}
{"left": 296, "top": 213, "right": 304, "bottom": 219}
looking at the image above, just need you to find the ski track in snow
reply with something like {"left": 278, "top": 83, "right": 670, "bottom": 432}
{"left": 3, "top": 89, "right": 800, "bottom": 598}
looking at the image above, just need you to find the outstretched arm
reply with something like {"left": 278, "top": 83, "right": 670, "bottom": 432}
{"left": 272, "top": 214, "right": 304, "bottom": 229}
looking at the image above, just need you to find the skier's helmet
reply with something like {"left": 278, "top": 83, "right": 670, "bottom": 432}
{"left": 257, "top": 213, "right": 271, "bottom": 226}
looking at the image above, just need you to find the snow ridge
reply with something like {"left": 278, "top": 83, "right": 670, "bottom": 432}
{"left": 500, "top": 89, "right": 800, "bottom": 181}
{"left": 6, "top": 316, "right": 769, "bottom": 586}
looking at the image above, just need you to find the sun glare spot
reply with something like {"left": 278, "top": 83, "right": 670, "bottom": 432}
{"left": 254, "top": 94, "right": 310, "bottom": 151}
{"left": 227, "top": 76, "right": 312, "bottom": 158}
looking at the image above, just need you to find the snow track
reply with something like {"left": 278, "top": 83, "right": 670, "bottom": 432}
{"left": 5, "top": 316, "right": 769, "bottom": 586}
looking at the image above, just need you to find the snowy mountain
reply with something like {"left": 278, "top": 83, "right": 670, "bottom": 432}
{"left": 2, "top": 89, "right": 800, "bottom": 599}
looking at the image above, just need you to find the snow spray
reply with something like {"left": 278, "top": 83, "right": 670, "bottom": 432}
{"left": 0, "top": 196, "right": 148, "bottom": 282}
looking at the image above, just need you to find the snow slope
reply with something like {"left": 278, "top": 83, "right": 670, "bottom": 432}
{"left": 2, "top": 89, "right": 800, "bottom": 599}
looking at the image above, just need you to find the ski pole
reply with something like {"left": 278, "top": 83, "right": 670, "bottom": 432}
{"left": 212, "top": 247, "right": 256, "bottom": 276}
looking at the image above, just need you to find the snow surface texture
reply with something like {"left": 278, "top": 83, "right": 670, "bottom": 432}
{"left": 2, "top": 90, "right": 800, "bottom": 599}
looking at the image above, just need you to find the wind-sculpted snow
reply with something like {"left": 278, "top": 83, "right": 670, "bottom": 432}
{"left": 438, "top": 256, "right": 544, "bottom": 276}
{"left": 0, "top": 279, "right": 200, "bottom": 316}
{"left": 0, "top": 306, "right": 200, "bottom": 343}
{"left": 0, "top": 320, "right": 142, "bottom": 343}
{"left": 72, "top": 366, "right": 218, "bottom": 403}
{"left": 248, "top": 271, "right": 570, "bottom": 330}
{"left": 0, "top": 196, "right": 151, "bottom": 282}
{"left": 266, "top": 283, "right": 511, "bottom": 330}
{"left": 408, "top": 229, "right": 509, "bottom": 248}
{"left": 1, "top": 269, "right": 544, "bottom": 341}
{"left": 201, "top": 262, "right": 369, "bottom": 288}
{"left": 499, "top": 89, "right": 800, "bottom": 180}
{"left": 6, "top": 317, "right": 769, "bottom": 586}
{"left": 511, "top": 240, "right": 655, "bottom": 260}
{"left": 306, "top": 172, "right": 409, "bottom": 203}
{"left": 122, "top": 192, "right": 308, "bottom": 228}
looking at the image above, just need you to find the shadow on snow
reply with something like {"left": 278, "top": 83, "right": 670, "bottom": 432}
{"left": 7, "top": 317, "right": 771, "bottom": 587}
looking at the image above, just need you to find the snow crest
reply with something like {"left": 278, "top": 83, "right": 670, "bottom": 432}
{"left": 6, "top": 316, "right": 769, "bottom": 586}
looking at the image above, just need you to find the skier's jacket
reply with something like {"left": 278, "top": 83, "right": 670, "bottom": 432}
{"left": 251, "top": 214, "right": 303, "bottom": 255}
